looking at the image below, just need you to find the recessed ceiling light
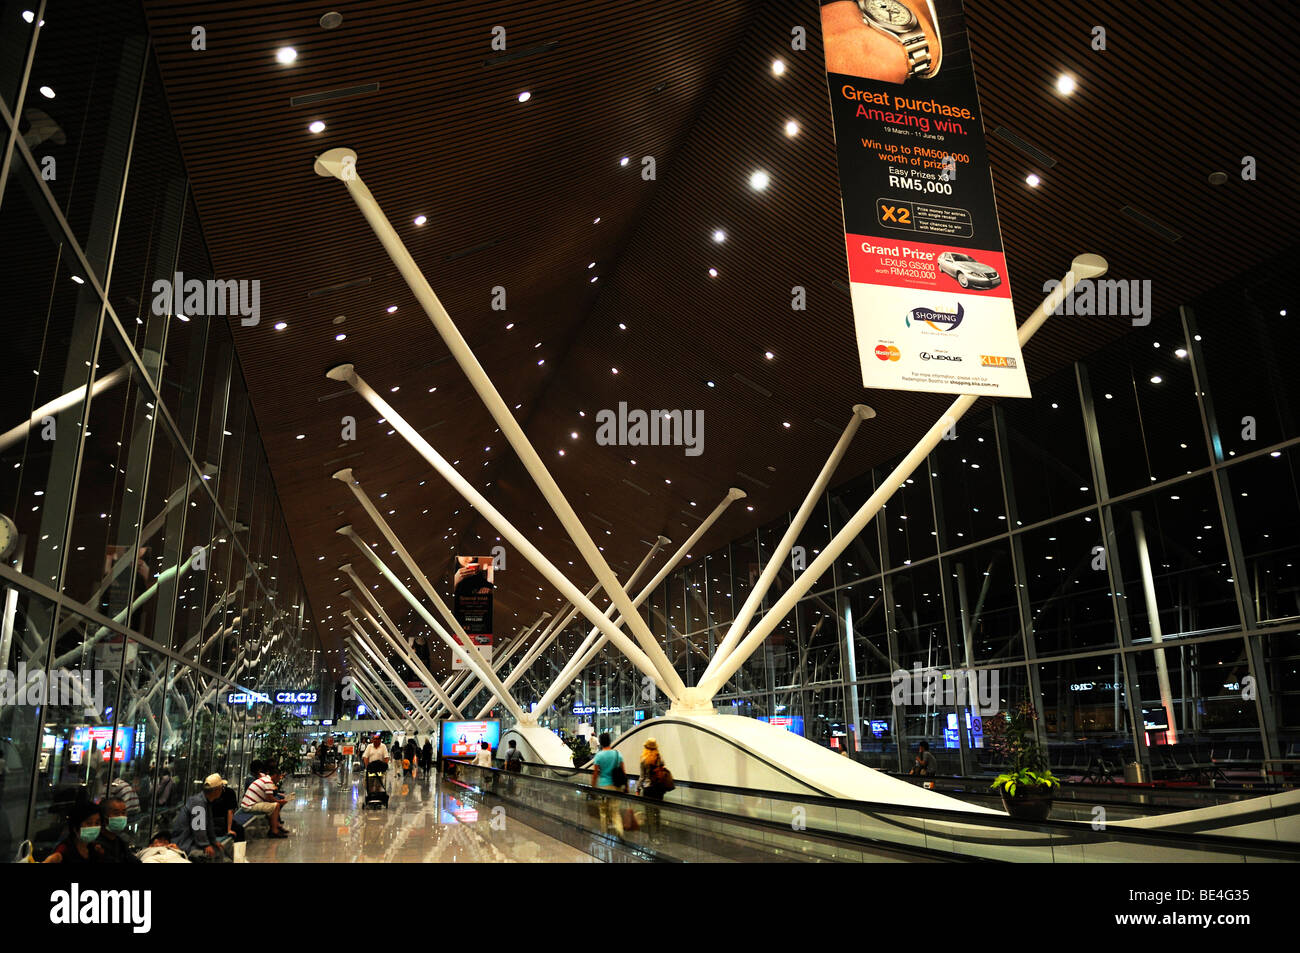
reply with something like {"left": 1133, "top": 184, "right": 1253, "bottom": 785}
{"left": 1055, "top": 74, "right": 1076, "bottom": 95}
{"left": 518, "top": 91, "right": 531, "bottom": 103}
{"left": 1026, "top": 173, "right": 1041, "bottom": 187}
{"left": 771, "top": 59, "right": 785, "bottom": 76}
{"left": 413, "top": 214, "right": 427, "bottom": 226}
{"left": 570, "top": 432, "right": 578, "bottom": 439}
{"left": 505, "top": 322, "right": 514, "bottom": 330}
{"left": 708, "top": 268, "right": 718, "bottom": 277}
{"left": 764, "top": 350, "right": 774, "bottom": 360}
{"left": 590, "top": 276, "right": 598, "bottom": 282}
{"left": 706, "top": 380, "right": 715, "bottom": 388}
{"left": 785, "top": 120, "right": 799, "bottom": 137}
{"left": 276, "top": 47, "right": 297, "bottom": 64}
{"left": 620, "top": 157, "right": 629, "bottom": 167}
{"left": 274, "top": 321, "right": 287, "bottom": 330}
{"left": 21, "top": 10, "right": 34, "bottom": 22}
{"left": 390, "top": 386, "right": 399, "bottom": 392}
{"left": 782, "top": 421, "right": 791, "bottom": 429}
{"left": 296, "top": 434, "right": 305, "bottom": 440}
{"left": 750, "top": 170, "right": 770, "bottom": 190}
{"left": 611, "top": 367, "right": 619, "bottom": 374}
{"left": 587, "top": 262, "right": 596, "bottom": 269}
{"left": 39, "top": 85, "right": 54, "bottom": 99}
{"left": 386, "top": 305, "right": 397, "bottom": 313}
{"left": 593, "top": 217, "right": 601, "bottom": 224}
{"left": 713, "top": 229, "right": 726, "bottom": 242}
{"left": 309, "top": 120, "right": 326, "bottom": 134}
{"left": 70, "top": 275, "right": 84, "bottom": 285}
{"left": 537, "top": 359, "right": 545, "bottom": 366}
{"left": 1150, "top": 375, "right": 1162, "bottom": 384}
{"left": 618, "top": 323, "right": 626, "bottom": 330}
{"left": 1174, "top": 348, "right": 1187, "bottom": 358}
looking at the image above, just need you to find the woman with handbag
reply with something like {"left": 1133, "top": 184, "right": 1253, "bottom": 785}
{"left": 639, "top": 739, "right": 673, "bottom": 841}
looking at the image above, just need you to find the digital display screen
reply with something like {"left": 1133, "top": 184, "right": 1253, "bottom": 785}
{"left": 439, "top": 720, "right": 501, "bottom": 759}
{"left": 69, "top": 726, "right": 137, "bottom": 764}
{"left": 757, "top": 715, "right": 805, "bottom": 737}
{"left": 1142, "top": 707, "right": 1170, "bottom": 731}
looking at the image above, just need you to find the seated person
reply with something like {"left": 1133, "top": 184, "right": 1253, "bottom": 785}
{"left": 241, "top": 761, "right": 289, "bottom": 838}
{"left": 43, "top": 796, "right": 108, "bottom": 863}
{"left": 211, "top": 771, "right": 244, "bottom": 843}
{"left": 138, "top": 829, "right": 191, "bottom": 864}
{"left": 96, "top": 795, "right": 142, "bottom": 863}
{"left": 172, "top": 774, "right": 233, "bottom": 862}
{"left": 908, "top": 741, "right": 939, "bottom": 777}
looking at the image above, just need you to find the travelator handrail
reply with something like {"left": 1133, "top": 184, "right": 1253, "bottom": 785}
{"left": 446, "top": 760, "right": 979, "bottom": 863}
{"left": 460, "top": 758, "right": 1300, "bottom": 862}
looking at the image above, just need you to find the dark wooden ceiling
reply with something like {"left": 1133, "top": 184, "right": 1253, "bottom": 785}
{"left": 137, "top": 0, "right": 1300, "bottom": 678}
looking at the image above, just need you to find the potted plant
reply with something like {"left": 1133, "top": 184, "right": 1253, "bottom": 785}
{"left": 985, "top": 697, "right": 1059, "bottom": 821}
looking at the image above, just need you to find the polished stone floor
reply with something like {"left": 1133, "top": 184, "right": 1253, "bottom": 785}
{"left": 243, "top": 767, "right": 596, "bottom": 863}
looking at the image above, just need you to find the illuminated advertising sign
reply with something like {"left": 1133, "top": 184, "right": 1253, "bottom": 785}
{"left": 944, "top": 711, "right": 984, "bottom": 749}
{"left": 439, "top": 720, "right": 501, "bottom": 759}
{"left": 225, "top": 688, "right": 318, "bottom": 705}
{"left": 69, "top": 726, "right": 138, "bottom": 764}
{"left": 757, "top": 715, "right": 806, "bottom": 737}
{"left": 819, "top": 0, "right": 1029, "bottom": 397}
{"left": 452, "top": 556, "right": 495, "bottom": 670}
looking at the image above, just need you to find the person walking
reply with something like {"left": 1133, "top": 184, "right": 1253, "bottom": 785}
{"left": 638, "top": 738, "right": 673, "bottom": 842}
{"left": 590, "top": 733, "right": 625, "bottom": 838}
{"left": 420, "top": 738, "right": 434, "bottom": 777}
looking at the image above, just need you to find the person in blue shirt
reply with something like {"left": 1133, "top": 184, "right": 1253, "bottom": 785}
{"left": 589, "top": 733, "right": 625, "bottom": 838}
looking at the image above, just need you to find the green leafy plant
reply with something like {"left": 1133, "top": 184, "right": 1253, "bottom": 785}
{"left": 985, "top": 697, "right": 1059, "bottom": 797}
{"left": 566, "top": 735, "right": 592, "bottom": 767}
{"left": 250, "top": 707, "right": 304, "bottom": 776}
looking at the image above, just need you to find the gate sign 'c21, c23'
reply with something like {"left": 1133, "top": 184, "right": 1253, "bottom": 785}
{"left": 819, "top": 0, "right": 1030, "bottom": 397}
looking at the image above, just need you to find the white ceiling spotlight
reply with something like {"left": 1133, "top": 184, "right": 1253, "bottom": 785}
{"left": 413, "top": 214, "right": 427, "bottom": 226}
{"left": 750, "top": 170, "right": 770, "bottom": 191}
{"left": 309, "top": 120, "right": 326, "bottom": 134}
{"left": 1026, "top": 173, "right": 1042, "bottom": 187}
{"left": 276, "top": 47, "right": 297, "bottom": 64}
{"left": 517, "top": 90, "right": 531, "bottom": 103}
{"left": 1056, "top": 73, "right": 1076, "bottom": 95}
{"left": 39, "top": 85, "right": 55, "bottom": 98}
{"left": 771, "top": 59, "right": 786, "bottom": 76}
{"left": 785, "top": 120, "right": 800, "bottom": 137}
{"left": 713, "top": 229, "right": 726, "bottom": 243}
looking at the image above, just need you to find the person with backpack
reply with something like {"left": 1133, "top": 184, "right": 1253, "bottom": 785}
{"left": 638, "top": 738, "right": 673, "bottom": 841}
{"left": 590, "top": 733, "right": 625, "bottom": 838}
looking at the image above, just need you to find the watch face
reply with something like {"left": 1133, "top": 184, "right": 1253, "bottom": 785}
{"left": 859, "top": 0, "right": 917, "bottom": 30}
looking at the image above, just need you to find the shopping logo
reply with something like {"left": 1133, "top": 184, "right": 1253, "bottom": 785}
{"left": 1043, "top": 277, "right": 1152, "bottom": 327}
{"left": 905, "top": 302, "right": 964, "bottom": 331}
{"left": 0, "top": 664, "right": 104, "bottom": 715}
{"left": 890, "top": 664, "right": 1000, "bottom": 716}
{"left": 50, "top": 884, "right": 151, "bottom": 933}
{"left": 150, "top": 271, "right": 261, "bottom": 326}
{"left": 595, "top": 402, "right": 704, "bottom": 457}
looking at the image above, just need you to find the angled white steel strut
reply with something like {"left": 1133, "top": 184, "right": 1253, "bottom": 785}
{"left": 446, "top": 611, "right": 549, "bottom": 715}
{"left": 336, "top": 523, "right": 525, "bottom": 720}
{"left": 530, "top": 488, "right": 744, "bottom": 717}
{"left": 476, "top": 533, "right": 672, "bottom": 719}
{"left": 703, "top": 405, "right": 874, "bottom": 682}
{"left": 324, "top": 366, "right": 676, "bottom": 703}
{"left": 345, "top": 621, "right": 436, "bottom": 731}
{"left": 315, "top": 147, "right": 686, "bottom": 698}
{"left": 340, "top": 583, "right": 463, "bottom": 719}
{"left": 693, "top": 254, "right": 1109, "bottom": 703}
{"left": 345, "top": 611, "right": 442, "bottom": 727}
{"left": 332, "top": 467, "right": 514, "bottom": 713}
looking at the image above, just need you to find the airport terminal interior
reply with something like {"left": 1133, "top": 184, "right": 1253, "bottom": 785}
{"left": 1, "top": 0, "right": 1298, "bottom": 867}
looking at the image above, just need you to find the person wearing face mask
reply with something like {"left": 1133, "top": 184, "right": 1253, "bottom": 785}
{"left": 95, "top": 795, "right": 142, "bottom": 863}
{"left": 43, "top": 796, "right": 107, "bottom": 863}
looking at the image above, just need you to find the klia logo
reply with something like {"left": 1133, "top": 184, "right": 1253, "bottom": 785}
{"left": 906, "top": 302, "right": 964, "bottom": 331}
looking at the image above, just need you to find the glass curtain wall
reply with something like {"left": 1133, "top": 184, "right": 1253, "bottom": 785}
{"left": 0, "top": 1, "right": 325, "bottom": 858}
{"left": 537, "top": 253, "right": 1298, "bottom": 783}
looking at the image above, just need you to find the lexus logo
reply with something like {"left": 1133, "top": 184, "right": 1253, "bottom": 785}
{"left": 919, "top": 352, "right": 962, "bottom": 362}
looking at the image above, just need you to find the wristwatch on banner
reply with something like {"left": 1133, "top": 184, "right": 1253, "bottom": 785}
{"left": 856, "top": 0, "right": 940, "bottom": 79}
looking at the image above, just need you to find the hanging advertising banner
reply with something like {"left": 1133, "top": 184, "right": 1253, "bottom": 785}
{"left": 820, "top": 0, "right": 1029, "bottom": 397}
{"left": 451, "top": 556, "right": 495, "bottom": 670}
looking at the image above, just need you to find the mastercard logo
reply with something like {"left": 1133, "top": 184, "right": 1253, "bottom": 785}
{"left": 874, "top": 344, "right": 901, "bottom": 362}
